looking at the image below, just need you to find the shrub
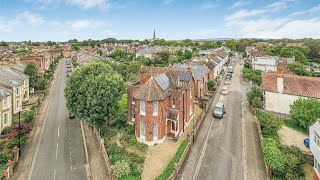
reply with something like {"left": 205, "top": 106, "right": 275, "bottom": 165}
{"left": 111, "top": 160, "right": 131, "bottom": 178}
{"left": 24, "top": 111, "right": 35, "bottom": 123}
{"left": 251, "top": 97, "right": 262, "bottom": 108}
{"left": 262, "top": 138, "right": 285, "bottom": 176}
{"left": 257, "top": 111, "right": 283, "bottom": 130}
{"left": 1, "top": 126, "right": 11, "bottom": 135}
{"left": 261, "top": 127, "right": 279, "bottom": 140}
{"left": 31, "top": 103, "right": 39, "bottom": 110}
{"left": 156, "top": 140, "right": 189, "bottom": 180}
{"left": 207, "top": 80, "right": 216, "bottom": 91}
{"left": 246, "top": 85, "right": 263, "bottom": 107}
{"left": 289, "top": 98, "right": 320, "bottom": 129}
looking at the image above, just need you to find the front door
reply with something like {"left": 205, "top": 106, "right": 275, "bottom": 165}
{"left": 153, "top": 123, "right": 158, "bottom": 141}
{"left": 140, "top": 121, "right": 146, "bottom": 140}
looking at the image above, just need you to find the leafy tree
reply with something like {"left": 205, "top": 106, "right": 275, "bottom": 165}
{"left": 207, "top": 80, "right": 216, "bottom": 91}
{"left": 252, "top": 97, "right": 262, "bottom": 108}
{"left": 64, "top": 62, "right": 124, "bottom": 126}
{"left": 287, "top": 62, "right": 309, "bottom": 76}
{"left": 24, "top": 63, "right": 39, "bottom": 89}
{"left": 292, "top": 50, "right": 308, "bottom": 64}
{"left": 257, "top": 111, "right": 283, "bottom": 130}
{"left": 289, "top": 98, "right": 320, "bottom": 129}
{"left": 246, "top": 85, "right": 263, "bottom": 106}
{"left": 0, "top": 41, "right": 8, "bottom": 46}
{"left": 155, "top": 50, "right": 171, "bottom": 64}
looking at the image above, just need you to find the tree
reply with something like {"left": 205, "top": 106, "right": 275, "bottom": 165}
{"left": 64, "top": 62, "right": 124, "bottom": 126}
{"left": 207, "top": 80, "right": 216, "bottom": 91}
{"left": 246, "top": 85, "right": 263, "bottom": 106}
{"left": 262, "top": 138, "right": 285, "bottom": 176}
{"left": 24, "top": 63, "right": 39, "bottom": 89}
{"left": 289, "top": 98, "right": 320, "bottom": 129}
{"left": 287, "top": 62, "right": 309, "bottom": 76}
{"left": 292, "top": 50, "right": 308, "bottom": 64}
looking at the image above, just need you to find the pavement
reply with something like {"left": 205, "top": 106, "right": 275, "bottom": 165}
{"left": 12, "top": 59, "right": 88, "bottom": 180}
{"left": 83, "top": 123, "right": 109, "bottom": 180}
{"left": 177, "top": 53, "right": 268, "bottom": 180}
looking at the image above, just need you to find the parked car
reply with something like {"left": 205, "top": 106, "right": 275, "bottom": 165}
{"left": 227, "top": 72, "right": 233, "bottom": 78}
{"left": 221, "top": 86, "right": 229, "bottom": 95}
{"left": 224, "top": 79, "right": 231, "bottom": 85}
{"left": 226, "top": 74, "right": 232, "bottom": 80}
{"left": 213, "top": 101, "right": 226, "bottom": 119}
{"left": 228, "top": 66, "right": 234, "bottom": 73}
{"left": 67, "top": 64, "right": 71, "bottom": 68}
{"left": 69, "top": 113, "right": 75, "bottom": 119}
{"left": 304, "top": 138, "right": 310, "bottom": 148}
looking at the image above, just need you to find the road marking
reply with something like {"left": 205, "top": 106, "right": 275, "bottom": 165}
{"left": 27, "top": 60, "right": 61, "bottom": 180}
{"left": 53, "top": 170, "right": 56, "bottom": 180}
{"left": 57, "top": 125, "right": 60, "bottom": 137}
{"left": 192, "top": 117, "right": 215, "bottom": 180}
{"left": 56, "top": 143, "right": 59, "bottom": 159}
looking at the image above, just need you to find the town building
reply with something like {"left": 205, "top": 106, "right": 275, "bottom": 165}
{"left": 0, "top": 88, "right": 12, "bottom": 134}
{"left": 128, "top": 66, "right": 195, "bottom": 145}
{"left": 309, "top": 119, "right": 320, "bottom": 180}
{"left": 136, "top": 46, "right": 191, "bottom": 59}
{"left": 261, "top": 71, "right": 320, "bottom": 114}
{"left": 19, "top": 53, "right": 52, "bottom": 73}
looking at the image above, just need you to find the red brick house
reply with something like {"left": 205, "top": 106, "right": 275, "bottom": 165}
{"left": 63, "top": 50, "right": 75, "bottom": 58}
{"left": 48, "top": 49, "right": 62, "bottom": 58}
{"left": 128, "top": 66, "right": 195, "bottom": 145}
{"left": 19, "top": 53, "right": 52, "bottom": 73}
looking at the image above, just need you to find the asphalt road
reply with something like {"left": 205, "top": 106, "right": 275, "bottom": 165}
{"left": 29, "top": 59, "right": 87, "bottom": 180}
{"left": 178, "top": 55, "right": 245, "bottom": 180}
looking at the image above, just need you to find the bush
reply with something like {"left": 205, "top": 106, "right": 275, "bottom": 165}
{"left": 1, "top": 126, "right": 11, "bottom": 135}
{"left": 246, "top": 85, "right": 263, "bottom": 106}
{"left": 24, "top": 110, "right": 35, "bottom": 123}
{"left": 261, "top": 127, "right": 279, "bottom": 140}
{"left": 207, "top": 80, "right": 216, "bottom": 91}
{"left": 262, "top": 138, "right": 285, "bottom": 176}
{"left": 156, "top": 140, "right": 189, "bottom": 180}
{"left": 111, "top": 160, "right": 131, "bottom": 178}
{"left": 31, "top": 103, "right": 39, "bottom": 110}
{"left": 289, "top": 98, "right": 320, "bottom": 130}
{"left": 257, "top": 111, "right": 283, "bottom": 130}
{"left": 251, "top": 97, "right": 262, "bottom": 108}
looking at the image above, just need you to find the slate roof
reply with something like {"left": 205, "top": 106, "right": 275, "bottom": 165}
{"left": 0, "top": 87, "right": 12, "bottom": 100}
{"left": 134, "top": 76, "right": 169, "bottom": 101}
{"left": 10, "top": 62, "right": 27, "bottom": 73}
{"left": 136, "top": 46, "right": 191, "bottom": 55}
{"left": 206, "top": 61, "right": 216, "bottom": 70}
{"left": 212, "top": 56, "right": 222, "bottom": 64}
{"left": 0, "top": 67, "right": 29, "bottom": 81}
{"left": 134, "top": 66, "right": 194, "bottom": 101}
{"left": 262, "top": 72, "right": 320, "bottom": 98}
{"left": 172, "top": 63, "right": 209, "bottom": 81}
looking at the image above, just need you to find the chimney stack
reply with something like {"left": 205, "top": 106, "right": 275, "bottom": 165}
{"left": 277, "top": 67, "right": 284, "bottom": 93}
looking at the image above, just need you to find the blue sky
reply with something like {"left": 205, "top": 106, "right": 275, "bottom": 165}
{"left": 0, "top": 0, "right": 319, "bottom": 41}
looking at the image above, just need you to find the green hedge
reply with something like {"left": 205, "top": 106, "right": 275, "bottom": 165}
{"left": 156, "top": 140, "right": 189, "bottom": 180}
{"left": 283, "top": 119, "right": 308, "bottom": 135}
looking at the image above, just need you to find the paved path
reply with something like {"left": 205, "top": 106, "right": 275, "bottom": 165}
{"left": 83, "top": 124, "right": 109, "bottom": 180}
{"left": 178, "top": 56, "right": 244, "bottom": 180}
{"left": 28, "top": 59, "right": 87, "bottom": 180}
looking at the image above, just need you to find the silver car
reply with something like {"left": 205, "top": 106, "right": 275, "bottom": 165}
{"left": 224, "top": 79, "right": 231, "bottom": 85}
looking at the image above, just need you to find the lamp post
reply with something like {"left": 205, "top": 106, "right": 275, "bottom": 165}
{"left": 18, "top": 110, "right": 21, "bottom": 155}
{"left": 192, "top": 101, "right": 196, "bottom": 142}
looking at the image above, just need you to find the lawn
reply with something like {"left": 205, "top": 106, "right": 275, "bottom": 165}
{"left": 118, "top": 94, "right": 128, "bottom": 113}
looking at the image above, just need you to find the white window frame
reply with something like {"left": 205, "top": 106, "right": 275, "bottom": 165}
{"left": 132, "top": 108, "right": 135, "bottom": 121}
{"left": 132, "top": 96, "right": 135, "bottom": 105}
{"left": 190, "top": 104, "right": 193, "bottom": 116}
{"left": 315, "top": 131, "right": 320, "bottom": 148}
{"left": 140, "top": 101, "right": 146, "bottom": 116}
{"left": 3, "top": 97, "right": 8, "bottom": 108}
{"left": 172, "top": 98, "right": 175, "bottom": 108}
{"left": 16, "top": 99, "right": 20, "bottom": 109}
{"left": 16, "top": 87, "right": 19, "bottom": 95}
{"left": 153, "top": 101, "right": 158, "bottom": 116}
{"left": 3, "top": 113, "right": 8, "bottom": 125}
{"left": 153, "top": 123, "right": 158, "bottom": 141}
{"left": 140, "top": 121, "right": 146, "bottom": 140}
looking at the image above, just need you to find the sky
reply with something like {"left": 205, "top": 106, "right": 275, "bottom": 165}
{"left": 0, "top": 0, "right": 319, "bottom": 41}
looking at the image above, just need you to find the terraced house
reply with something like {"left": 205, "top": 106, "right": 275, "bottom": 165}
{"left": 0, "top": 88, "right": 12, "bottom": 134}
{"left": 128, "top": 66, "right": 195, "bottom": 145}
{"left": 0, "top": 71, "right": 24, "bottom": 115}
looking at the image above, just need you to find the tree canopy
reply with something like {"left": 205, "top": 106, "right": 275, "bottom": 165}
{"left": 64, "top": 61, "right": 124, "bottom": 126}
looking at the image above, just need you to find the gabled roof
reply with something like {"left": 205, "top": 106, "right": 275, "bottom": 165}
{"left": 172, "top": 63, "right": 209, "bottom": 81}
{"left": 134, "top": 76, "right": 169, "bottom": 101}
{"left": 0, "top": 87, "right": 12, "bottom": 100}
{"left": 262, "top": 72, "right": 320, "bottom": 98}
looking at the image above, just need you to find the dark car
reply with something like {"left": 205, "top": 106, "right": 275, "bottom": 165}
{"left": 69, "top": 113, "right": 75, "bottom": 119}
{"left": 227, "top": 73, "right": 233, "bottom": 78}
{"left": 67, "top": 64, "right": 71, "bottom": 68}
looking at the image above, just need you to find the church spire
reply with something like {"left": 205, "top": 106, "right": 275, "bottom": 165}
{"left": 153, "top": 29, "right": 156, "bottom": 40}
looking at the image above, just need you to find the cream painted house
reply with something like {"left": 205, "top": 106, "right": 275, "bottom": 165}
{"left": 0, "top": 74, "right": 23, "bottom": 115}
{"left": 0, "top": 88, "right": 12, "bottom": 134}
{"left": 262, "top": 72, "right": 320, "bottom": 114}
{"left": 309, "top": 119, "right": 320, "bottom": 180}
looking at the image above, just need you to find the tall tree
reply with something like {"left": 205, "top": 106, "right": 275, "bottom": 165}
{"left": 24, "top": 63, "right": 39, "bottom": 89}
{"left": 290, "top": 98, "right": 320, "bottom": 129}
{"left": 64, "top": 62, "right": 124, "bottom": 126}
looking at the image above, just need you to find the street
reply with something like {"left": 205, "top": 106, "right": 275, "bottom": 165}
{"left": 177, "top": 54, "right": 267, "bottom": 180}
{"left": 29, "top": 59, "right": 87, "bottom": 180}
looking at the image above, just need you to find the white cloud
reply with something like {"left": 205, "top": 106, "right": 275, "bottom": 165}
{"left": 225, "top": 9, "right": 267, "bottom": 21}
{"left": 290, "top": 4, "right": 320, "bottom": 16}
{"left": 16, "top": 11, "right": 45, "bottom": 25}
{"left": 199, "top": 1, "right": 219, "bottom": 10}
{"left": 190, "top": 29, "right": 219, "bottom": 38}
{"left": 66, "top": 0, "right": 110, "bottom": 10}
{"left": 232, "top": 0, "right": 251, "bottom": 8}
{"left": 163, "top": 0, "right": 174, "bottom": 5}
{"left": 63, "top": 19, "right": 107, "bottom": 30}
{"left": 266, "top": 0, "right": 295, "bottom": 12}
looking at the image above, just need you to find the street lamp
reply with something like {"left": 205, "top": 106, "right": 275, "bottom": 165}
{"left": 192, "top": 101, "right": 196, "bottom": 142}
